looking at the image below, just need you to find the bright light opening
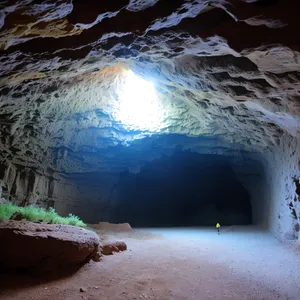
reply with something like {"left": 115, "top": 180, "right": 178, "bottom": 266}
{"left": 115, "top": 71, "right": 162, "bottom": 131}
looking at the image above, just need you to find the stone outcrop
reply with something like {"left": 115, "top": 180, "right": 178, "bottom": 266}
{"left": 0, "top": 1, "right": 299, "bottom": 242}
{"left": 101, "top": 241, "right": 128, "bottom": 255}
{"left": 0, "top": 221, "right": 100, "bottom": 271}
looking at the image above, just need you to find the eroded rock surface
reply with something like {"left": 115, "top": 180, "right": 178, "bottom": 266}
{"left": 0, "top": 221, "right": 100, "bottom": 270}
{"left": 0, "top": 0, "right": 299, "bottom": 171}
{"left": 0, "top": 1, "right": 299, "bottom": 241}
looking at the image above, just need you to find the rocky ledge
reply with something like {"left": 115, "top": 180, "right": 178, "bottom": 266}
{"left": 0, "top": 221, "right": 100, "bottom": 271}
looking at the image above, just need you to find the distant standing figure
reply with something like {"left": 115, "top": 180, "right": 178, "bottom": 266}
{"left": 216, "top": 223, "right": 221, "bottom": 235}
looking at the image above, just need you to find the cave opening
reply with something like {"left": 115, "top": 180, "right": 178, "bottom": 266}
{"left": 113, "top": 150, "right": 254, "bottom": 227}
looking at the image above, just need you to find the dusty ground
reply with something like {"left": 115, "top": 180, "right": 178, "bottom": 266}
{"left": 1, "top": 226, "right": 300, "bottom": 300}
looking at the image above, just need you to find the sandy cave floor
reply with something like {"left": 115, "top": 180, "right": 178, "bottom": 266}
{"left": 1, "top": 226, "right": 300, "bottom": 300}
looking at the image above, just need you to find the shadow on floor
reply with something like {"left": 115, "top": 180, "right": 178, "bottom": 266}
{"left": 0, "top": 264, "right": 83, "bottom": 293}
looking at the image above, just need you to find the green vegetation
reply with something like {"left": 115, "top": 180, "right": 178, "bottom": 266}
{"left": 0, "top": 202, "right": 86, "bottom": 227}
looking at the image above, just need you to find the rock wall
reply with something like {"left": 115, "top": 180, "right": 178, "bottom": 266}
{"left": 232, "top": 162, "right": 266, "bottom": 227}
{"left": 53, "top": 172, "right": 120, "bottom": 223}
{"left": 0, "top": 164, "right": 120, "bottom": 223}
{"left": 263, "top": 134, "right": 300, "bottom": 243}
{"left": 0, "top": 137, "right": 299, "bottom": 243}
{"left": 0, "top": 0, "right": 299, "bottom": 242}
{"left": 0, "top": 164, "right": 51, "bottom": 207}
{"left": 0, "top": 149, "right": 260, "bottom": 227}
{"left": 232, "top": 133, "right": 300, "bottom": 243}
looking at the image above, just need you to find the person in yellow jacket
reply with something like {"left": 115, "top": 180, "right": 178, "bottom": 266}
{"left": 216, "top": 223, "right": 221, "bottom": 235}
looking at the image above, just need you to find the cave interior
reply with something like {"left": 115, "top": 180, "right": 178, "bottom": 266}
{"left": 0, "top": 0, "right": 299, "bottom": 243}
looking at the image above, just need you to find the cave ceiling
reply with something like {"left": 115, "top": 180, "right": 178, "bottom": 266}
{"left": 0, "top": 0, "right": 299, "bottom": 174}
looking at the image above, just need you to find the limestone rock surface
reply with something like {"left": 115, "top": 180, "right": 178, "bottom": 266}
{"left": 0, "top": 0, "right": 298, "bottom": 173}
{"left": 0, "top": 0, "right": 299, "bottom": 242}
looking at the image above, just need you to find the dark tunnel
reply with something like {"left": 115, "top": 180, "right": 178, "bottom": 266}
{"left": 113, "top": 150, "right": 252, "bottom": 227}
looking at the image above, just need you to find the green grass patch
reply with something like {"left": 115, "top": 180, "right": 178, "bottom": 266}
{"left": 0, "top": 202, "right": 86, "bottom": 227}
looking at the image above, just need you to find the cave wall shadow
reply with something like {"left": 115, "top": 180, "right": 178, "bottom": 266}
{"left": 113, "top": 150, "right": 253, "bottom": 227}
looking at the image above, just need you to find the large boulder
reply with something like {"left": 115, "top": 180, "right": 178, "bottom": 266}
{"left": 0, "top": 221, "right": 100, "bottom": 271}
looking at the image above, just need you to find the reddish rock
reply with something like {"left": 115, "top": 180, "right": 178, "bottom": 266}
{"left": 0, "top": 221, "right": 100, "bottom": 271}
{"left": 114, "top": 241, "right": 127, "bottom": 252}
{"left": 92, "top": 251, "right": 102, "bottom": 262}
{"left": 101, "top": 241, "right": 127, "bottom": 255}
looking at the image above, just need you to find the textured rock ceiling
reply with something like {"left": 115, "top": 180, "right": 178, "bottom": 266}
{"left": 0, "top": 0, "right": 299, "bottom": 173}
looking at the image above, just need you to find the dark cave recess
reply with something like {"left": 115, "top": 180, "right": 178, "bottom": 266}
{"left": 114, "top": 151, "right": 253, "bottom": 227}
